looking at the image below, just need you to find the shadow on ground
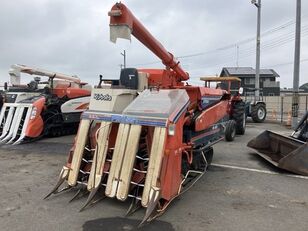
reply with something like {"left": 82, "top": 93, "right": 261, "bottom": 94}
{"left": 83, "top": 217, "right": 175, "bottom": 231}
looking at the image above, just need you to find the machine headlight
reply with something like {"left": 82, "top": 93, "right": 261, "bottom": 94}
{"left": 168, "top": 123, "right": 175, "bottom": 136}
{"left": 30, "top": 107, "right": 38, "bottom": 120}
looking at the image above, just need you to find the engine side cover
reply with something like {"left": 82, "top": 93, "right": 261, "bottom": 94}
{"left": 61, "top": 96, "right": 91, "bottom": 114}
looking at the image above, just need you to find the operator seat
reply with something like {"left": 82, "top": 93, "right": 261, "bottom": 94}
{"left": 120, "top": 68, "right": 139, "bottom": 90}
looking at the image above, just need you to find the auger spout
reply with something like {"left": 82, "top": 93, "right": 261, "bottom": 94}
{"left": 109, "top": 3, "right": 189, "bottom": 82}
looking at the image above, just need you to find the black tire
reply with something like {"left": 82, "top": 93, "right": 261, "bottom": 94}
{"left": 251, "top": 103, "right": 267, "bottom": 123}
{"left": 232, "top": 101, "right": 246, "bottom": 135}
{"left": 225, "top": 120, "right": 236, "bottom": 142}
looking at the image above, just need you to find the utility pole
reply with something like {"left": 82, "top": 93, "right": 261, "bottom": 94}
{"left": 251, "top": 0, "right": 261, "bottom": 101}
{"left": 121, "top": 50, "right": 126, "bottom": 69}
{"left": 292, "top": 0, "right": 301, "bottom": 128}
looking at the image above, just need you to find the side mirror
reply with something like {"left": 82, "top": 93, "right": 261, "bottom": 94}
{"left": 238, "top": 87, "right": 244, "bottom": 95}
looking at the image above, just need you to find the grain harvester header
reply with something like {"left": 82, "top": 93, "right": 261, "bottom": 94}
{"left": 0, "top": 64, "right": 91, "bottom": 144}
{"left": 46, "top": 2, "right": 246, "bottom": 225}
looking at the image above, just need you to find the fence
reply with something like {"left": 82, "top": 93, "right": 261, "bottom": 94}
{"left": 263, "top": 93, "right": 308, "bottom": 124}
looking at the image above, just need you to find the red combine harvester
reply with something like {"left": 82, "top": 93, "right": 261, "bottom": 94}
{"left": 0, "top": 64, "right": 91, "bottom": 144}
{"left": 46, "top": 3, "right": 245, "bottom": 224}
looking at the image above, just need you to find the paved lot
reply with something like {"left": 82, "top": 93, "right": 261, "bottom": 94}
{"left": 0, "top": 121, "right": 307, "bottom": 231}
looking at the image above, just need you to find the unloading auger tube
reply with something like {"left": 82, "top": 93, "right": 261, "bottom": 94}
{"left": 11, "top": 64, "right": 81, "bottom": 84}
{"left": 109, "top": 2, "right": 189, "bottom": 83}
{"left": 45, "top": 2, "right": 244, "bottom": 226}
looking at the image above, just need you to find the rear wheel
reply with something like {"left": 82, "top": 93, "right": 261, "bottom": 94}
{"left": 251, "top": 103, "right": 267, "bottom": 123}
{"left": 232, "top": 101, "right": 246, "bottom": 135}
{"left": 225, "top": 120, "right": 236, "bottom": 142}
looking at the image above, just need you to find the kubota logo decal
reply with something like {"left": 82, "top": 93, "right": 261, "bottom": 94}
{"left": 93, "top": 93, "right": 112, "bottom": 101}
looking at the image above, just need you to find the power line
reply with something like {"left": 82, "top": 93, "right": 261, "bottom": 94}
{"left": 132, "top": 16, "right": 308, "bottom": 67}
{"left": 184, "top": 29, "right": 308, "bottom": 71}
{"left": 178, "top": 19, "right": 305, "bottom": 59}
{"left": 265, "top": 58, "right": 308, "bottom": 68}
{"left": 187, "top": 57, "right": 308, "bottom": 79}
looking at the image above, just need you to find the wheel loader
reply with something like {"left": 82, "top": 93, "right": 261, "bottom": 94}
{"left": 0, "top": 64, "right": 91, "bottom": 144}
{"left": 46, "top": 3, "right": 246, "bottom": 224}
{"left": 248, "top": 111, "right": 308, "bottom": 176}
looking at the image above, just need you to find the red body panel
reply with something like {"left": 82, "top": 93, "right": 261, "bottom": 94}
{"left": 160, "top": 115, "right": 186, "bottom": 201}
{"left": 138, "top": 69, "right": 184, "bottom": 88}
{"left": 160, "top": 148, "right": 182, "bottom": 201}
{"left": 195, "top": 101, "right": 230, "bottom": 132}
{"left": 52, "top": 88, "right": 67, "bottom": 98}
{"left": 75, "top": 103, "right": 89, "bottom": 110}
{"left": 25, "top": 97, "right": 45, "bottom": 138}
{"left": 179, "top": 86, "right": 226, "bottom": 104}
{"left": 66, "top": 88, "right": 91, "bottom": 99}
{"left": 53, "top": 87, "right": 90, "bottom": 99}
{"left": 198, "top": 87, "right": 226, "bottom": 96}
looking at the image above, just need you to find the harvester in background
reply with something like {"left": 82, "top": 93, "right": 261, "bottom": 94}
{"left": 0, "top": 64, "right": 91, "bottom": 144}
{"left": 248, "top": 111, "right": 308, "bottom": 176}
{"left": 46, "top": 3, "right": 246, "bottom": 224}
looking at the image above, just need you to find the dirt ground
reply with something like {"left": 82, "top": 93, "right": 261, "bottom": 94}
{"left": 0, "top": 120, "right": 307, "bottom": 231}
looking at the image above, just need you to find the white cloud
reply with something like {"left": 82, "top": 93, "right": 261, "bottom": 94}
{"left": 0, "top": 0, "right": 307, "bottom": 87}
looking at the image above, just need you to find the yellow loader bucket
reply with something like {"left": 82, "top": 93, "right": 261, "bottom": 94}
{"left": 247, "top": 130, "right": 308, "bottom": 176}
